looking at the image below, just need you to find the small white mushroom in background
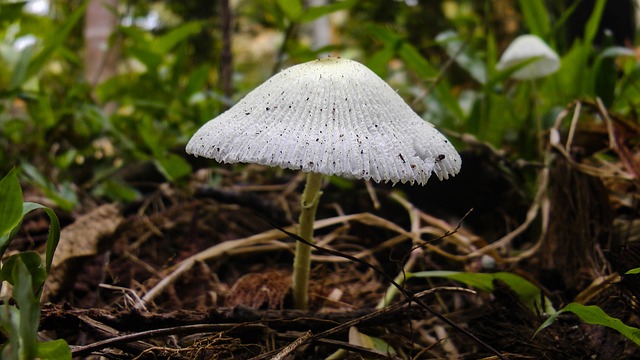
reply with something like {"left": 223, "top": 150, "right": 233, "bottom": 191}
{"left": 186, "top": 57, "right": 461, "bottom": 310}
{"left": 496, "top": 34, "right": 560, "bottom": 80}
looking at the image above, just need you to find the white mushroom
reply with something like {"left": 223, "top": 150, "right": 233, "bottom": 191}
{"left": 186, "top": 58, "right": 460, "bottom": 185}
{"left": 186, "top": 57, "right": 461, "bottom": 310}
{"left": 496, "top": 34, "right": 560, "bottom": 80}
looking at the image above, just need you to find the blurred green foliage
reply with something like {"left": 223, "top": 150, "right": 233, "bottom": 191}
{"left": 0, "top": 169, "right": 69, "bottom": 359}
{"left": 0, "top": 0, "right": 638, "bottom": 206}
{"left": 0, "top": 1, "right": 638, "bottom": 353}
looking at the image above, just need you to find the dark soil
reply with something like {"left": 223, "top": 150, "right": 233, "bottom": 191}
{"left": 10, "top": 137, "right": 640, "bottom": 359}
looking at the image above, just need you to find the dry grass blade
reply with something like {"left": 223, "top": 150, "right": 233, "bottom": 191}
{"left": 250, "top": 287, "right": 477, "bottom": 360}
{"left": 258, "top": 216, "right": 508, "bottom": 360}
{"left": 137, "top": 212, "right": 436, "bottom": 309}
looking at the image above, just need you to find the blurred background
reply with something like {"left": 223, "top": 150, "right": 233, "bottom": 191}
{"left": 1, "top": 0, "right": 638, "bottom": 210}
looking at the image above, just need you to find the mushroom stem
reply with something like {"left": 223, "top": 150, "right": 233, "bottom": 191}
{"left": 292, "top": 171, "right": 324, "bottom": 310}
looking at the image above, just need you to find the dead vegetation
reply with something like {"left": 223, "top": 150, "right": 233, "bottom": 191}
{"left": 10, "top": 100, "right": 640, "bottom": 359}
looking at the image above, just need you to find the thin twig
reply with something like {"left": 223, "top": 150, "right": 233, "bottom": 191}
{"left": 71, "top": 323, "right": 266, "bottom": 358}
{"left": 271, "top": 331, "right": 312, "bottom": 360}
{"left": 137, "top": 212, "right": 421, "bottom": 309}
{"left": 255, "top": 214, "right": 509, "bottom": 360}
{"left": 250, "top": 287, "right": 476, "bottom": 360}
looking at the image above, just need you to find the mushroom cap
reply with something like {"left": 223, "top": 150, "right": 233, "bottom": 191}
{"left": 186, "top": 58, "right": 461, "bottom": 185}
{"left": 496, "top": 34, "right": 560, "bottom": 80}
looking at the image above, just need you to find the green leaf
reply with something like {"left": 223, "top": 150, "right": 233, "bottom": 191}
{"left": 398, "top": 42, "right": 438, "bottom": 79}
{"left": 0, "top": 230, "right": 20, "bottom": 262}
{"left": 10, "top": 43, "right": 36, "bottom": 89}
{"left": 154, "top": 153, "right": 192, "bottom": 182}
{"left": 535, "top": 303, "right": 640, "bottom": 346}
{"left": 25, "top": 1, "right": 88, "bottom": 81}
{"left": 21, "top": 163, "right": 77, "bottom": 211}
{"left": 0, "top": 168, "right": 23, "bottom": 239}
{"left": 348, "top": 326, "right": 396, "bottom": 355}
{"left": 156, "top": 22, "right": 203, "bottom": 55}
{"left": 277, "top": 0, "right": 303, "bottom": 21}
{"left": 37, "top": 339, "right": 72, "bottom": 360}
{"left": 12, "top": 256, "right": 40, "bottom": 360}
{"left": 435, "top": 30, "right": 486, "bottom": 84}
{"left": 411, "top": 271, "right": 555, "bottom": 314}
{"left": 593, "top": 46, "right": 634, "bottom": 107}
{"left": 183, "top": 64, "right": 211, "bottom": 101}
{"left": 367, "top": 46, "right": 395, "bottom": 78}
{"left": 593, "top": 54, "right": 616, "bottom": 107}
{"left": 299, "top": 0, "right": 357, "bottom": 23}
{"left": 0, "top": 305, "right": 21, "bottom": 359}
{"left": 626, "top": 267, "right": 640, "bottom": 275}
{"left": 0, "top": 2, "right": 27, "bottom": 27}
{"left": 584, "top": 0, "right": 606, "bottom": 45}
{"left": 366, "top": 24, "right": 402, "bottom": 46}
{"left": 0, "top": 252, "right": 47, "bottom": 296}
{"left": 366, "top": 25, "right": 440, "bottom": 79}
{"left": 22, "top": 203, "right": 60, "bottom": 274}
{"left": 92, "top": 179, "right": 141, "bottom": 203}
{"left": 517, "top": 0, "right": 551, "bottom": 37}
{"left": 127, "top": 46, "right": 163, "bottom": 71}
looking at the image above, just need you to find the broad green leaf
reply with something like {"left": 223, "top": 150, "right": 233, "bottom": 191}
{"left": 139, "top": 121, "right": 162, "bottom": 156}
{"left": 535, "top": 303, "right": 640, "bottom": 346}
{"left": 156, "top": 22, "right": 203, "bottom": 54}
{"left": 348, "top": 326, "right": 396, "bottom": 355}
{"left": 21, "top": 163, "right": 77, "bottom": 211}
{"left": 0, "top": 2, "right": 26, "bottom": 26}
{"left": 435, "top": 30, "right": 486, "bottom": 84}
{"left": 154, "top": 154, "right": 192, "bottom": 182}
{"left": 431, "top": 85, "right": 465, "bottom": 127}
{"left": 22, "top": 202, "right": 60, "bottom": 274}
{"left": 517, "top": 0, "right": 551, "bottom": 37}
{"left": 0, "top": 230, "right": 20, "bottom": 261}
{"left": 367, "top": 46, "right": 395, "bottom": 78}
{"left": 36, "top": 91, "right": 56, "bottom": 130}
{"left": 13, "top": 257, "right": 40, "bottom": 360}
{"left": 0, "top": 251, "right": 47, "bottom": 296}
{"left": 299, "top": 0, "right": 357, "bottom": 23}
{"left": 594, "top": 45, "right": 634, "bottom": 107}
{"left": 556, "top": 40, "right": 591, "bottom": 99}
{"left": 593, "top": 52, "right": 616, "bottom": 107}
{"left": 92, "top": 180, "right": 141, "bottom": 203}
{"left": 183, "top": 64, "right": 211, "bottom": 101}
{"left": 0, "top": 301, "right": 22, "bottom": 359}
{"left": 398, "top": 42, "right": 438, "bottom": 79}
{"left": 37, "top": 339, "right": 72, "bottom": 360}
{"left": 10, "top": 43, "right": 35, "bottom": 89}
{"left": 0, "top": 168, "right": 23, "bottom": 239}
{"left": 277, "top": 0, "right": 303, "bottom": 21}
{"left": 118, "top": 25, "right": 149, "bottom": 45}
{"left": 127, "top": 47, "right": 162, "bottom": 71}
{"left": 411, "top": 271, "right": 555, "bottom": 314}
{"left": 485, "top": 28, "right": 498, "bottom": 80}
{"left": 366, "top": 24, "right": 402, "bottom": 46}
{"left": 25, "top": 1, "right": 88, "bottom": 81}
{"left": 626, "top": 267, "right": 640, "bottom": 275}
{"left": 583, "top": 0, "right": 606, "bottom": 45}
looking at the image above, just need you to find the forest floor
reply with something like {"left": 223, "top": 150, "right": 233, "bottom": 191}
{"left": 11, "top": 119, "right": 640, "bottom": 359}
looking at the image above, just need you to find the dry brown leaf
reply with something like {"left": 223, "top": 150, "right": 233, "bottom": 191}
{"left": 43, "top": 203, "right": 123, "bottom": 302}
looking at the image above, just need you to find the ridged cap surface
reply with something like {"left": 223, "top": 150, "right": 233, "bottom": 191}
{"left": 186, "top": 58, "right": 461, "bottom": 185}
